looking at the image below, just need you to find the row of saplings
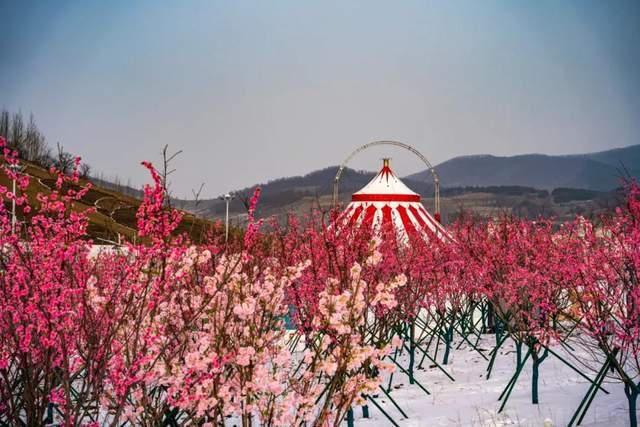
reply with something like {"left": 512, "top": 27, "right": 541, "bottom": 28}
{"left": 0, "top": 136, "right": 638, "bottom": 426}
{"left": 250, "top": 179, "right": 640, "bottom": 427}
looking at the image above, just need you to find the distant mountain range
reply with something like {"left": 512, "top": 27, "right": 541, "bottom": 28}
{"left": 407, "top": 144, "right": 640, "bottom": 191}
{"left": 171, "top": 144, "right": 638, "bottom": 221}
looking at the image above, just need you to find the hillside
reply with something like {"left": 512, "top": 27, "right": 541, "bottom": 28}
{"left": 0, "top": 157, "right": 216, "bottom": 243}
{"left": 574, "top": 144, "right": 640, "bottom": 178}
{"left": 407, "top": 144, "right": 640, "bottom": 191}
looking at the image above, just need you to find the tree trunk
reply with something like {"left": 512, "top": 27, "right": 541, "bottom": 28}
{"left": 346, "top": 407, "right": 355, "bottom": 427}
{"left": 408, "top": 322, "right": 416, "bottom": 384}
{"left": 486, "top": 302, "right": 495, "bottom": 333}
{"left": 531, "top": 346, "right": 549, "bottom": 405}
{"left": 532, "top": 359, "right": 540, "bottom": 404}
{"left": 625, "top": 384, "right": 638, "bottom": 427}
{"left": 442, "top": 319, "right": 454, "bottom": 365}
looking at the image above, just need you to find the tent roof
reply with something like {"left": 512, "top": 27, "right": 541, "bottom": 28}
{"left": 340, "top": 159, "right": 449, "bottom": 242}
{"left": 352, "top": 158, "right": 419, "bottom": 202}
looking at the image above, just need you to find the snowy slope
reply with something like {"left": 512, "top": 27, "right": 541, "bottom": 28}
{"left": 354, "top": 338, "right": 629, "bottom": 427}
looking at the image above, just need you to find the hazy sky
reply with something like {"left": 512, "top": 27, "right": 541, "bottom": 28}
{"left": 1, "top": 1, "right": 639, "bottom": 197}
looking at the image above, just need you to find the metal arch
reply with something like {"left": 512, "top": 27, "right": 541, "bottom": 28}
{"left": 332, "top": 140, "right": 440, "bottom": 215}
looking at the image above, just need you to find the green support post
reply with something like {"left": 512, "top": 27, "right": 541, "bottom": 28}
{"left": 568, "top": 358, "right": 610, "bottom": 427}
{"left": 498, "top": 350, "right": 531, "bottom": 413}
{"left": 387, "top": 345, "right": 400, "bottom": 392}
{"left": 401, "top": 339, "right": 455, "bottom": 382}
{"left": 452, "top": 322, "right": 489, "bottom": 360}
{"left": 161, "top": 408, "right": 180, "bottom": 427}
{"left": 416, "top": 316, "right": 440, "bottom": 369}
{"left": 365, "top": 395, "right": 401, "bottom": 427}
{"left": 541, "top": 344, "right": 609, "bottom": 394}
{"left": 486, "top": 333, "right": 508, "bottom": 380}
{"left": 387, "top": 355, "right": 431, "bottom": 395}
{"left": 378, "top": 385, "right": 409, "bottom": 418}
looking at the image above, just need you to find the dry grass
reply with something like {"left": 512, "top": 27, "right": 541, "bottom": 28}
{"left": 0, "top": 157, "right": 217, "bottom": 243}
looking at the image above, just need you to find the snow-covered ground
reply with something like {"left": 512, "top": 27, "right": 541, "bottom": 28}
{"left": 354, "top": 338, "right": 630, "bottom": 426}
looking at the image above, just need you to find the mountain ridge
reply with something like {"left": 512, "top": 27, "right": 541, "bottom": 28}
{"left": 171, "top": 144, "right": 638, "bottom": 221}
{"left": 407, "top": 144, "right": 640, "bottom": 191}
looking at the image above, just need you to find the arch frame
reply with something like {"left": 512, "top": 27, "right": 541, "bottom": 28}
{"left": 332, "top": 140, "right": 440, "bottom": 215}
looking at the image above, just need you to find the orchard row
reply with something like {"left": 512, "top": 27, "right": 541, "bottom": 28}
{"left": 0, "top": 137, "right": 639, "bottom": 426}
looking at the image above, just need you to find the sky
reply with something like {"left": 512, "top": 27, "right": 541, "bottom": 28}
{"left": 1, "top": 1, "right": 639, "bottom": 198}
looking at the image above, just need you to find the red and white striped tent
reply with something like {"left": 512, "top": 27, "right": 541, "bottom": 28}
{"left": 339, "top": 159, "right": 448, "bottom": 243}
